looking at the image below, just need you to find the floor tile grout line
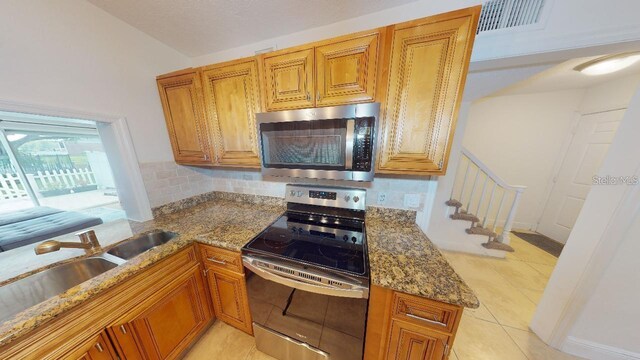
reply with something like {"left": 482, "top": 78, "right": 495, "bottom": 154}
{"left": 501, "top": 323, "right": 535, "bottom": 360}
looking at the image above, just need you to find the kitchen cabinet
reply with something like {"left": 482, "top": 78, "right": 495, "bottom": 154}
{"left": 200, "top": 244, "right": 253, "bottom": 335}
{"left": 128, "top": 264, "right": 212, "bottom": 360}
{"left": 201, "top": 58, "right": 262, "bottom": 167}
{"left": 260, "top": 30, "right": 382, "bottom": 111}
{"left": 64, "top": 331, "right": 118, "bottom": 360}
{"left": 0, "top": 246, "right": 213, "bottom": 359}
{"left": 157, "top": 69, "right": 213, "bottom": 165}
{"left": 376, "top": 7, "right": 480, "bottom": 175}
{"left": 261, "top": 47, "right": 315, "bottom": 111}
{"left": 315, "top": 33, "right": 380, "bottom": 107}
{"left": 364, "top": 286, "right": 463, "bottom": 360}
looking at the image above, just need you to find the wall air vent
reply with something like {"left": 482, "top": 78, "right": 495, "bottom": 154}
{"left": 477, "top": 0, "right": 547, "bottom": 34}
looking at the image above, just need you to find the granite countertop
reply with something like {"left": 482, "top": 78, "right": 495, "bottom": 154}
{"left": 366, "top": 207, "right": 479, "bottom": 308}
{"left": 0, "top": 191, "right": 478, "bottom": 348}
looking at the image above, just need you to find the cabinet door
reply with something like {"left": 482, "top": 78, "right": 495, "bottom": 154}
{"left": 206, "top": 268, "right": 253, "bottom": 335}
{"left": 107, "top": 323, "right": 144, "bottom": 360}
{"left": 131, "top": 266, "right": 212, "bottom": 360}
{"left": 377, "top": 8, "right": 480, "bottom": 175}
{"left": 315, "top": 33, "right": 380, "bottom": 106}
{"left": 261, "top": 48, "right": 315, "bottom": 111}
{"left": 65, "top": 331, "right": 118, "bottom": 360}
{"left": 202, "top": 59, "right": 261, "bottom": 167}
{"left": 386, "top": 319, "right": 448, "bottom": 360}
{"left": 157, "top": 70, "right": 213, "bottom": 165}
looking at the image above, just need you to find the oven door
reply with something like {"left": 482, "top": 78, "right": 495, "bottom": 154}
{"left": 256, "top": 103, "right": 379, "bottom": 181}
{"left": 244, "top": 257, "right": 368, "bottom": 360}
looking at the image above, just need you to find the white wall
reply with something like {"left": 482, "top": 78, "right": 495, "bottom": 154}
{"left": 0, "top": 0, "right": 190, "bottom": 164}
{"left": 462, "top": 90, "right": 584, "bottom": 228}
{"left": 531, "top": 84, "right": 640, "bottom": 360}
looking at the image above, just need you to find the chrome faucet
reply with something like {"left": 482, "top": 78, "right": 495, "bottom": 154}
{"left": 35, "top": 230, "right": 101, "bottom": 255}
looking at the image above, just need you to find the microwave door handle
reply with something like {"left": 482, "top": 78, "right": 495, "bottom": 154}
{"left": 345, "top": 119, "right": 355, "bottom": 170}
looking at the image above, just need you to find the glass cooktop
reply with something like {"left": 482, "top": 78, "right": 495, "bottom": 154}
{"left": 243, "top": 211, "right": 367, "bottom": 276}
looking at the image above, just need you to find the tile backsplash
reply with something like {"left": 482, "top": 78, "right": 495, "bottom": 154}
{"left": 140, "top": 161, "right": 435, "bottom": 211}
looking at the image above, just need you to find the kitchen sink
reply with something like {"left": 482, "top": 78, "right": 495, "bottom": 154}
{"left": 0, "top": 257, "right": 119, "bottom": 323}
{"left": 106, "top": 231, "right": 177, "bottom": 260}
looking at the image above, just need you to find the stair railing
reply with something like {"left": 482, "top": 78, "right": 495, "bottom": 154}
{"left": 448, "top": 148, "right": 526, "bottom": 249}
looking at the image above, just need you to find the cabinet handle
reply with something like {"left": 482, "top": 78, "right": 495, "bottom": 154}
{"left": 442, "top": 339, "right": 450, "bottom": 358}
{"left": 95, "top": 342, "right": 104, "bottom": 352}
{"left": 203, "top": 268, "right": 209, "bottom": 277}
{"left": 207, "top": 257, "right": 226, "bottom": 265}
{"left": 406, "top": 313, "right": 447, "bottom": 328}
{"left": 316, "top": 91, "right": 321, "bottom": 102}
{"left": 204, "top": 154, "right": 209, "bottom": 161}
{"left": 306, "top": 91, "right": 311, "bottom": 101}
{"left": 119, "top": 325, "right": 127, "bottom": 334}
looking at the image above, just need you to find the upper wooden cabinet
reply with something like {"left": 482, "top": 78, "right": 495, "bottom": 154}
{"left": 376, "top": 7, "right": 480, "bottom": 175}
{"left": 260, "top": 30, "right": 382, "bottom": 111}
{"left": 261, "top": 48, "right": 315, "bottom": 111}
{"left": 157, "top": 70, "right": 213, "bottom": 165}
{"left": 202, "top": 59, "right": 262, "bottom": 167}
{"left": 315, "top": 33, "right": 380, "bottom": 107}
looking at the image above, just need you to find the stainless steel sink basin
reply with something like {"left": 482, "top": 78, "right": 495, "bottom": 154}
{"left": 0, "top": 257, "right": 119, "bottom": 323}
{"left": 106, "top": 231, "right": 177, "bottom": 260}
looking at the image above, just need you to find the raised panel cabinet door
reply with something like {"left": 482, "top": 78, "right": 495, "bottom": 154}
{"left": 315, "top": 33, "right": 380, "bottom": 106}
{"left": 262, "top": 48, "right": 315, "bottom": 111}
{"left": 377, "top": 7, "right": 480, "bottom": 175}
{"left": 157, "top": 71, "right": 213, "bottom": 165}
{"left": 386, "top": 319, "right": 448, "bottom": 360}
{"left": 107, "top": 323, "right": 144, "bottom": 360}
{"left": 65, "top": 331, "right": 118, "bottom": 360}
{"left": 131, "top": 266, "right": 212, "bottom": 360}
{"left": 206, "top": 268, "right": 253, "bottom": 335}
{"left": 202, "top": 59, "right": 261, "bottom": 167}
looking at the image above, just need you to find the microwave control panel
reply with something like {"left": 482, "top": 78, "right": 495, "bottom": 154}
{"left": 353, "top": 117, "right": 374, "bottom": 171}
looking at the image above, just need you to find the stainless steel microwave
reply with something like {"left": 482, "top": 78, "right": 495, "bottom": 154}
{"left": 256, "top": 103, "right": 380, "bottom": 181}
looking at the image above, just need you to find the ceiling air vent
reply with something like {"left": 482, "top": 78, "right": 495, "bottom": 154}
{"left": 477, "top": 0, "right": 546, "bottom": 34}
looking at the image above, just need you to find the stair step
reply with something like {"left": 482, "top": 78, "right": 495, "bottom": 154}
{"left": 450, "top": 212, "right": 479, "bottom": 223}
{"left": 466, "top": 226, "right": 497, "bottom": 238}
{"left": 482, "top": 240, "right": 515, "bottom": 252}
{"left": 445, "top": 199, "right": 462, "bottom": 208}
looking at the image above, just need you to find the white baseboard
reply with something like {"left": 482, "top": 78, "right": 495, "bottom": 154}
{"left": 563, "top": 336, "right": 640, "bottom": 360}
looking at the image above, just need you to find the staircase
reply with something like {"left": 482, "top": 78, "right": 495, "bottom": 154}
{"left": 446, "top": 148, "right": 526, "bottom": 252}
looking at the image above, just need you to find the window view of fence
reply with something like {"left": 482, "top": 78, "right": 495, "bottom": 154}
{"left": 1, "top": 131, "right": 119, "bottom": 212}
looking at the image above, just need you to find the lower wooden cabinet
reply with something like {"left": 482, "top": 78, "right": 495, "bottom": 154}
{"left": 128, "top": 265, "right": 212, "bottom": 360}
{"left": 364, "top": 285, "right": 462, "bottom": 360}
{"left": 386, "top": 319, "right": 448, "bottom": 360}
{"left": 64, "top": 331, "right": 118, "bottom": 360}
{"left": 0, "top": 246, "right": 213, "bottom": 360}
{"left": 200, "top": 243, "right": 254, "bottom": 335}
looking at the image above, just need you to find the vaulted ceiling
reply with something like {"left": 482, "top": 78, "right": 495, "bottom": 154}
{"left": 87, "top": 0, "right": 417, "bottom": 57}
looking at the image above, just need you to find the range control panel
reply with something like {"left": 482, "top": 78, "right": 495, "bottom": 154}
{"left": 285, "top": 184, "right": 366, "bottom": 211}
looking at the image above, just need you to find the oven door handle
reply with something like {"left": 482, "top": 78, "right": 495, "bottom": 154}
{"left": 242, "top": 256, "right": 369, "bottom": 299}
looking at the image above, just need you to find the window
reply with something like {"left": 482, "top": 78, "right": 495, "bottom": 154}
{"left": 0, "top": 113, "right": 126, "bottom": 252}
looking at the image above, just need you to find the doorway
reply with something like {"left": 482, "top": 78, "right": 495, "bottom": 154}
{"left": 536, "top": 109, "right": 625, "bottom": 243}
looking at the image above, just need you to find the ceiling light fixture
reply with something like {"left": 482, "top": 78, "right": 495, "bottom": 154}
{"left": 574, "top": 53, "right": 640, "bottom": 76}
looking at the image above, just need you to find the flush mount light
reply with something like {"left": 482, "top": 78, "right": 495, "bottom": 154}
{"left": 574, "top": 53, "right": 640, "bottom": 76}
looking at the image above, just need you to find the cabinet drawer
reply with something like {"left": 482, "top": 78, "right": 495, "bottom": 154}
{"left": 200, "top": 244, "right": 244, "bottom": 274}
{"left": 391, "top": 292, "right": 459, "bottom": 334}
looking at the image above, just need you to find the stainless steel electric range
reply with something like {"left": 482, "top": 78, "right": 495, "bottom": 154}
{"left": 242, "top": 184, "right": 370, "bottom": 360}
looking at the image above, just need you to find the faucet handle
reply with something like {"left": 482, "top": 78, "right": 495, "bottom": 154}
{"left": 76, "top": 230, "right": 100, "bottom": 247}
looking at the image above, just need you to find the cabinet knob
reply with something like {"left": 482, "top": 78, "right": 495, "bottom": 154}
{"left": 119, "top": 325, "right": 127, "bottom": 334}
{"left": 95, "top": 342, "right": 104, "bottom": 353}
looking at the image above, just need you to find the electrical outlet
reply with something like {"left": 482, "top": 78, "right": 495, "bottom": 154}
{"left": 377, "top": 192, "right": 387, "bottom": 205}
{"left": 404, "top": 194, "right": 421, "bottom": 208}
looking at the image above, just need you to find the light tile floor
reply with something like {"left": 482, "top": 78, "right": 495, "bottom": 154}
{"left": 185, "top": 233, "right": 583, "bottom": 360}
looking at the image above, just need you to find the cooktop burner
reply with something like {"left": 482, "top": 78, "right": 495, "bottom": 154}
{"left": 243, "top": 211, "right": 367, "bottom": 276}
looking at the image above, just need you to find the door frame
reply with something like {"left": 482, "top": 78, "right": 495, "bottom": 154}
{"left": 0, "top": 99, "right": 153, "bottom": 221}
